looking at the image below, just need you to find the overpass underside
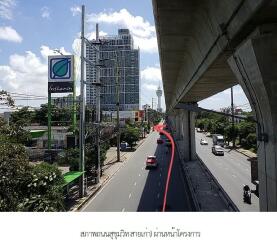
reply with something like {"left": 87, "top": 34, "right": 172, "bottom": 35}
{"left": 153, "top": 0, "right": 277, "bottom": 211}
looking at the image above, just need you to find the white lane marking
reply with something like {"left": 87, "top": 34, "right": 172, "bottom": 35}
{"left": 160, "top": 173, "right": 162, "bottom": 177}
{"left": 157, "top": 193, "right": 160, "bottom": 199}
{"left": 158, "top": 182, "right": 161, "bottom": 187}
{"left": 142, "top": 167, "right": 144, "bottom": 170}
{"left": 232, "top": 174, "right": 237, "bottom": 178}
{"left": 138, "top": 173, "right": 141, "bottom": 177}
{"left": 122, "top": 208, "right": 125, "bottom": 212}
{"left": 134, "top": 182, "right": 137, "bottom": 186}
{"left": 129, "top": 193, "right": 132, "bottom": 199}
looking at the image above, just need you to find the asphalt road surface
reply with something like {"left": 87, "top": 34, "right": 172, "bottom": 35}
{"left": 195, "top": 132, "right": 259, "bottom": 211}
{"left": 82, "top": 131, "right": 192, "bottom": 212}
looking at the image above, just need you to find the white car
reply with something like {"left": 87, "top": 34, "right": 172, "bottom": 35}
{"left": 212, "top": 145, "right": 224, "bottom": 156}
{"left": 200, "top": 139, "right": 208, "bottom": 145}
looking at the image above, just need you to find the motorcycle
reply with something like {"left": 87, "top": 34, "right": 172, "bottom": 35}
{"left": 243, "top": 185, "right": 251, "bottom": 204}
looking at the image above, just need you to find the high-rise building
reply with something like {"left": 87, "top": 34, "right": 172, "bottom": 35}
{"left": 156, "top": 85, "right": 163, "bottom": 112}
{"left": 86, "top": 29, "right": 140, "bottom": 111}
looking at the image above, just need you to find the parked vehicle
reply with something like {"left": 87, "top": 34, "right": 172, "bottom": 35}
{"left": 165, "top": 139, "right": 172, "bottom": 147}
{"left": 212, "top": 145, "right": 224, "bottom": 156}
{"left": 146, "top": 156, "right": 158, "bottom": 169}
{"left": 157, "top": 138, "right": 164, "bottom": 144}
{"left": 212, "top": 134, "right": 224, "bottom": 147}
{"left": 200, "top": 139, "right": 208, "bottom": 145}
{"left": 120, "top": 141, "right": 130, "bottom": 151}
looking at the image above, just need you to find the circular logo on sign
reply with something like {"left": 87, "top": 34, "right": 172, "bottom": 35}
{"left": 53, "top": 59, "right": 69, "bottom": 77}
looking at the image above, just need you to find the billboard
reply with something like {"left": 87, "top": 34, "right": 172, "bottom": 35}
{"left": 48, "top": 55, "right": 74, "bottom": 93}
{"left": 103, "top": 111, "right": 137, "bottom": 120}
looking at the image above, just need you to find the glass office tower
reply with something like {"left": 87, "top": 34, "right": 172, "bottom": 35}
{"left": 86, "top": 29, "right": 140, "bottom": 111}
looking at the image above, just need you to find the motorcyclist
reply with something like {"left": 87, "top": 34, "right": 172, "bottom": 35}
{"left": 243, "top": 185, "right": 251, "bottom": 204}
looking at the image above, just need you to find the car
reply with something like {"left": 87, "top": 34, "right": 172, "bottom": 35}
{"left": 212, "top": 145, "right": 224, "bottom": 156}
{"left": 200, "top": 139, "right": 208, "bottom": 145}
{"left": 165, "top": 139, "right": 172, "bottom": 147}
{"left": 146, "top": 156, "right": 158, "bottom": 169}
{"left": 120, "top": 141, "right": 130, "bottom": 151}
{"left": 157, "top": 138, "right": 164, "bottom": 144}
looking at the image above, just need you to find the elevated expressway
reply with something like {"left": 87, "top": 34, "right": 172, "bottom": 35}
{"left": 152, "top": 0, "right": 277, "bottom": 211}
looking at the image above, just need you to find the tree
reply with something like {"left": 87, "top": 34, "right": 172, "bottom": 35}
{"left": 0, "top": 118, "right": 31, "bottom": 144}
{"left": 237, "top": 121, "right": 256, "bottom": 145}
{"left": 224, "top": 124, "right": 238, "bottom": 146}
{"left": 33, "top": 104, "right": 48, "bottom": 125}
{"left": 18, "top": 163, "right": 65, "bottom": 212}
{"left": 0, "top": 143, "right": 31, "bottom": 211}
{"left": 121, "top": 126, "right": 140, "bottom": 148}
{"left": 0, "top": 90, "right": 14, "bottom": 107}
{"left": 58, "top": 148, "right": 79, "bottom": 171}
{"left": 10, "top": 107, "right": 34, "bottom": 126}
{"left": 0, "top": 119, "right": 65, "bottom": 212}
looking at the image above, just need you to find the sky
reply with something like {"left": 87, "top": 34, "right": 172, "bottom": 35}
{"left": 0, "top": 0, "right": 250, "bottom": 113}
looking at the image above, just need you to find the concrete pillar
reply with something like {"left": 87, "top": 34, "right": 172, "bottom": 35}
{"left": 228, "top": 26, "right": 277, "bottom": 211}
{"left": 175, "top": 105, "right": 197, "bottom": 162}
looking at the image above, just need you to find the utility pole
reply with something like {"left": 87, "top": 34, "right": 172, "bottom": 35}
{"left": 95, "top": 23, "right": 101, "bottom": 183}
{"left": 79, "top": 5, "right": 86, "bottom": 198}
{"left": 116, "top": 52, "right": 121, "bottom": 162}
{"left": 47, "top": 93, "right": 51, "bottom": 150}
{"left": 231, "top": 87, "right": 235, "bottom": 148}
{"left": 152, "top": 98, "right": 154, "bottom": 109}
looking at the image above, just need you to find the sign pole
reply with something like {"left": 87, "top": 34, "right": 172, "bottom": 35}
{"left": 72, "top": 61, "right": 77, "bottom": 134}
{"left": 79, "top": 4, "right": 86, "bottom": 198}
{"left": 116, "top": 52, "right": 121, "bottom": 162}
{"left": 47, "top": 93, "right": 52, "bottom": 150}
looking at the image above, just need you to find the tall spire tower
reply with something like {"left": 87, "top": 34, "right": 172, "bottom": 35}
{"left": 156, "top": 84, "right": 163, "bottom": 112}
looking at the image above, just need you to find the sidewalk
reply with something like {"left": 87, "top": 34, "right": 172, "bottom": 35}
{"left": 69, "top": 133, "right": 150, "bottom": 211}
{"left": 235, "top": 148, "right": 257, "bottom": 158}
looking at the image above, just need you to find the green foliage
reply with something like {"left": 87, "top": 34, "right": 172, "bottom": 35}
{"left": 147, "top": 109, "right": 164, "bottom": 126}
{"left": 196, "top": 110, "right": 257, "bottom": 151}
{"left": 121, "top": 126, "right": 140, "bottom": 148}
{"left": 0, "top": 120, "right": 65, "bottom": 212}
{"left": 18, "top": 163, "right": 65, "bottom": 212}
{"left": 0, "top": 143, "right": 30, "bottom": 211}
{"left": 0, "top": 90, "right": 14, "bottom": 106}
{"left": 33, "top": 104, "right": 48, "bottom": 125}
{"left": 58, "top": 148, "right": 79, "bottom": 171}
{"left": 0, "top": 118, "right": 31, "bottom": 144}
{"left": 10, "top": 107, "right": 34, "bottom": 126}
{"left": 224, "top": 125, "right": 239, "bottom": 144}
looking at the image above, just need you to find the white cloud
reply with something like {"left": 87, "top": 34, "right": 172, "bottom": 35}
{"left": 199, "top": 85, "right": 249, "bottom": 111}
{"left": 40, "top": 45, "right": 71, "bottom": 60}
{"left": 0, "top": 26, "right": 22, "bottom": 43}
{"left": 86, "top": 31, "right": 108, "bottom": 40}
{"left": 70, "top": 6, "right": 81, "bottom": 16}
{"left": 141, "top": 66, "right": 161, "bottom": 83}
{"left": 0, "top": 46, "right": 73, "bottom": 108}
{"left": 0, "top": 51, "right": 47, "bottom": 97}
{"left": 86, "top": 9, "right": 158, "bottom": 53}
{"left": 0, "top": 0, "right": 15, "bottom": 20}
{"left": 41, "top": 6, "right": 50, "bottom": 19}
{"left": 142, "top": 83, "right": 157, "bottom": 91}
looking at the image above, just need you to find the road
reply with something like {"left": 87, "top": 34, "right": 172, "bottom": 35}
{"left": 82, "top": 131, "right": 192, "bottom": 212}
{"left": 195, "top": 132, "right": 259, "bottom": 211}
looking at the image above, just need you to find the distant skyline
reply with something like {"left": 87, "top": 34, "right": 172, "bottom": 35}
{"left": 0, "top": 0, "right": 250, "bottom": 113}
